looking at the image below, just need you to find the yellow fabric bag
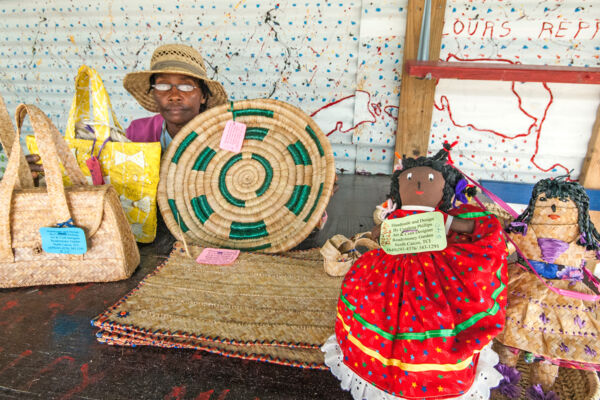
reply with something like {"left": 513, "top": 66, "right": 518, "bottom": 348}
{"left": 26, "top": 65, "right": 161, "bottom": 243}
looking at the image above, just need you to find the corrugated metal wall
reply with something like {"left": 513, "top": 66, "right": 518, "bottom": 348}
{"left": 0, "top": 0, "right": 406, "bottom": 176}
{"left": 0, "top": 0, "right": 598, "bottom": 182}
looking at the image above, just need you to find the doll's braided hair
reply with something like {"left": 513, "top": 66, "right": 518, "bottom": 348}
{"left": 506, "top": 177, "right": 600, "bottom": 251}
{"left": 389, "top": 142, "right": 477, "bottom": 212}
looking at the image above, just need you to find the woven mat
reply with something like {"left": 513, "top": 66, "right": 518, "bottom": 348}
{"left": 92, "top": 242, "right": 343, "bottom": 369}
{"left": 490, "top": 353, "right": 600, "bottom": 400}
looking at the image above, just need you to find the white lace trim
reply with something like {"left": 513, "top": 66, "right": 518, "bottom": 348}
{"left": 321, "top": 335, "right": 502, "bottom": 400}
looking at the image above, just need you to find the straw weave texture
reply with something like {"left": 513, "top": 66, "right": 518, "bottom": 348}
{"left": 93, "top": 242, "right": 343, "bottom": 369}
{"left": 0, "top": 103, "right": 139, "bottom": 288}
{"left": 491, "top": 342, "right": 600, "bottom": 400}
{"left": 157, "top": 98, "right": 335, "bottom": 253}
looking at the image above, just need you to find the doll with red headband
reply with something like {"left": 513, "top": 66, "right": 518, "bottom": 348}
{"left": 322, "top": 143, "right": 509, "bottom": 399}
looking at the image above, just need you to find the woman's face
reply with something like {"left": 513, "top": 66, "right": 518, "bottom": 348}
{"left": 398, "top": 166, "right": 445, "bottom": 208}
{"left": 152, "top": 73, "right": 206, "bottom": 131}
{"left": 531, "top": 193, "right": 578, "bottom": 225}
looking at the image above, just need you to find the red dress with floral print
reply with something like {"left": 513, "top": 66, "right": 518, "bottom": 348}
{"left": 335, "top": 204, "right": 508, "bottom": 399}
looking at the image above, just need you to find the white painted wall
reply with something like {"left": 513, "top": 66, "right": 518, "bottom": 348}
{"left": 0, "top": 0, "right": 598, "bottom": 182}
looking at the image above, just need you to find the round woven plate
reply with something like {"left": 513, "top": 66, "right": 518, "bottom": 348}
{"left": 157, "top": 99, "right": 336, "bottom": 253}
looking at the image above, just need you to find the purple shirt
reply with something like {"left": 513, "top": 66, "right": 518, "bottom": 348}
{"left": 125, "top": 114, "right": 164, "bottom": 143}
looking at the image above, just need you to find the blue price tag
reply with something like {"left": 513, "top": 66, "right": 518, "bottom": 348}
{"left": 39, "top": 227, "right": 87, "bottom": 255}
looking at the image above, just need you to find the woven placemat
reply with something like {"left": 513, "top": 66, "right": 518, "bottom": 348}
{"left": 92, "top": 242, "right": 342, "bottom": 369}
{"left": 157, "top": 99, "right": 336, "bottom": 253}
{"left": 490, "top": 350, "right": 600, "bottom": 400}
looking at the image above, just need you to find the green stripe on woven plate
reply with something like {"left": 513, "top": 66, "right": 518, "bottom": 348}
{"left": 168, "top": 199, "right": 189, "bottom": 232}
{"left": 286, "top": 141, "right": 312, "bottom": 166}
{"left": 455, "top": 211, "right": 494, "bottom": 219}
{"left": 303, "top": 182, "right": 324, "bottom": 223}
{"left": 232, "top": 109, "right": 274, "bottom": 119}
{"left": 219, "top": 154, "right": 245, "bottom": 208}
{"left": 172, "top": 131, "right": 198, "bottom": 164}
{"left": 286, "top": 143, "right": 302, "bottom": 165}
{"left": 340, "top": 266, "right": 505, "bottom": 342}
{"left": 192, "top": 147, "right": 216, "bottom": 171}
{"left": 305, "top": 125, "right": 324, "bottom": 157}
{"left": 229, "top": 220, "right": 268, "bottom": 239}
{"left": 191, "top": 195, "right": 214, "bottom": 224}
{"left": 285, "top": 185, "right": 311, "bottom": 216}
{"left": 251, "top": 154, "right": 273, "bottom": 197}
{"left": 245, "top": 127, "right": 268, "bottom": 141}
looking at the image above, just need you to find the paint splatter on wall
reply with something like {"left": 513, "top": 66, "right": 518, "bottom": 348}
{"left": 0, "top": 0, "right": 597, "bottom": 181}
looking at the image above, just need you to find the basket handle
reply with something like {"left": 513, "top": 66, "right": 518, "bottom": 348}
{"left": 0, "top": 94, "right": 34, "bottom": 189}
{"left": 65, "top": 65, "right": 123, "bottom": 143}
{"left": 0, "top": 104, "right": 87, "bottom": 260}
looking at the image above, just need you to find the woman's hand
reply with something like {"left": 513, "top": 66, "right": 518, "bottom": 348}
{"left": 26, "top": 154, "right": 43, "bottom": 186}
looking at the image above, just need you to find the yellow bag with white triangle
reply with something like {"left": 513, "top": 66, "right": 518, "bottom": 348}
{"left": 26, "top": 65, "right": 161, "bottom": 243}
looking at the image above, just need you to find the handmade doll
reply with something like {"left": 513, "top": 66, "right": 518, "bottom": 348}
{"left": 495, "top": 177, "right": 600, "bottom": 392}
{"left": 322, "top": 143, "right": 509, "bottom": 400}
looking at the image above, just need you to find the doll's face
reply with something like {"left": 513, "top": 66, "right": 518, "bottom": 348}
{"left": 398, "top": 166, "right": 445, "bottom": 208}
{"left": 530, "top": 192, "right": 578, "bottom": 225}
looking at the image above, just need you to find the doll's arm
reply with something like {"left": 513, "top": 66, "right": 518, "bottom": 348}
{"left": 449, "top": 218, "right": 475, "bottom": 234}
{"left": 371, "top": 224, "right": 381, "bottom": 242}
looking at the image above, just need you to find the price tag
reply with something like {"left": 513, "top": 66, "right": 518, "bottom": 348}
{"left": 196, "top": 248, "right": 240, "bottom": 265}
{"left": 85, "top": 156, "right": 105, "bottom": 185}
{"left": 219, "top": 120, "right": 246, "bottom": 153}
{"left": 379, "top": 212, "right": 447, "bottom": 255}
{"left": 40, "top": 227, "right": 88, "bottom": 255}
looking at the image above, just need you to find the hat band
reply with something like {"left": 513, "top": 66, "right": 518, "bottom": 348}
{"left": 151, "top": 60, "right": 207, "bottom": 79}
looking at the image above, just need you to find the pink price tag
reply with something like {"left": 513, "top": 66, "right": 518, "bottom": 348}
{"left": 219, "top": 120, "right": 246, "bottom": 153}
{"left": 196, "top": 248, "right": 241, "bottom": 265}
{"left": 85, "top": 156, "right": 105, "bottom": 185}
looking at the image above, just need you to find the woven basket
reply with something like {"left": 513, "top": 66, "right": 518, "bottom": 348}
{"left": 320, "top": 232, "right": 380, "bottom": 276}
{"left": 157, "top": 99, "right": 335, "bottom": 253}
{"left": 491, "top": 346, "right": 600, "bottom": 400}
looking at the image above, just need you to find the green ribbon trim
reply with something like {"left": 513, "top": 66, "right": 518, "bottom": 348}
{"left": 454, "top": 211, "right": 494, "bottom": 219}
{"left": 172, "top": 131, "right": 198, "bottom": 164}
{"left": 340, "top": 266, "right": 505, "bottom": 342}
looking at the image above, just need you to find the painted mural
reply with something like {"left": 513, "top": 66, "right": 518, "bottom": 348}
{"left": 431, "top": 0, "right": 600, "bottom": 182}
{"left": 0, "top": 0, "right": 598, "bottom": 182}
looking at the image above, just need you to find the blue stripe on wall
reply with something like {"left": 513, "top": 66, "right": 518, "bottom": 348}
{"left": 480, "top": 180, "right": 600, "bottom": 211}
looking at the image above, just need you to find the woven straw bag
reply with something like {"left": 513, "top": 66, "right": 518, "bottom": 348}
{"left": 320, "top": 232, "right": 380, "bottom": 276}
{"left": 0, "top": 103, "right": 139, "bottom": 288}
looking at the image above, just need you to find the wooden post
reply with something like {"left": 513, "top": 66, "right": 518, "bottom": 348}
{"left": 395, "top": 0, "right": 447, "bottom": 161}
{"left": 580, "top": 103, "right": 600, "bottom": 189}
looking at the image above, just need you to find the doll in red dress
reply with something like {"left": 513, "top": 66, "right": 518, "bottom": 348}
{"left": 322, "top": 144, "right": 509, "bottom": 400}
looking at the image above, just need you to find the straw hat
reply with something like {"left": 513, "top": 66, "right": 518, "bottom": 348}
{"left": 123, "top": 44, "right": 227, "bottom": 113}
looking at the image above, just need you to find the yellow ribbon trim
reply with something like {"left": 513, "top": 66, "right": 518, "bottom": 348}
{"left": 338, "top": 313, "right": 477, "bottom": 372}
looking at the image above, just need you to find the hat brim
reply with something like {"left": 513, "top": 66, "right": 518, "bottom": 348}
{"left": 123, "top": 68, "right": 228, "bottom": 113}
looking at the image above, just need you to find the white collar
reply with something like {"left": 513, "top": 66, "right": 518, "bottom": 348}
{"left": 401, "top": 205, "right": 435, "bottom": 211}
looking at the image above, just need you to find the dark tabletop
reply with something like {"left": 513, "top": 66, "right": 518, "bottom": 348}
{"left": 0, "top": 174, "right": 390, "bottom": 400}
